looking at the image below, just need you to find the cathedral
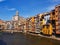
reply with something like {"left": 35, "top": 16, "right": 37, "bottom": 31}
{"left": 12, "top": 11, "right": 19, "bottom": 21}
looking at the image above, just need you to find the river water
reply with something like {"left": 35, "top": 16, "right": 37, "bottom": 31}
{"left": 0, "top": 32, "right": 60, "bottom": 45}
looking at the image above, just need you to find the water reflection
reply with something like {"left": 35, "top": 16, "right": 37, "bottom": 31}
{"left": 26, "top": 34, "right": 60, "bottom": 45}
{"left": 0, "top": 32, "right": 60, "bottom": 45}
{"left": 0, "top": 40, "right": 7, "bottom": 45}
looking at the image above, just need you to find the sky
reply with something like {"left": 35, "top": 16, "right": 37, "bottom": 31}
{"left": 0, "top": 0, "right": 60, "bottom": 21}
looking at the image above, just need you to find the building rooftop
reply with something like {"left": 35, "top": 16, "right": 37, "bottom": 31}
{"left": 56, "top": 4, "right": 60, "bottom": 7}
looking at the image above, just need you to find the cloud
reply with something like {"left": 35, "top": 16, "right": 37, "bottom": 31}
{"left": 46, "top": 5, "right": 55, "bottom": 12}
{"left": 52, "top": 0, "right": 60, "bottom": 2}
{"left": 49, "top": 0, "right": 60, "bottom": 2}
{"left": 0, "top": 0, "right": 5, "bottom": 2}
{"left": 4, "top": 6, "right": 16, "bottom": 11}
{"left": 8, "top": 8, "right": 16, "bottom": 11}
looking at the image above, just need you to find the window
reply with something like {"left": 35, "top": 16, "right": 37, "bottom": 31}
{"left": 0, "top": 25, "right": 1, "bottom": 27}
{"left": 55, "top": 11, "right": 58, "bottom": 12}
{"left": 58, "top": 6, "right": 60, "bottom": 8}
{"left": 52, "top": 12, "right": 55, "bottom": 15}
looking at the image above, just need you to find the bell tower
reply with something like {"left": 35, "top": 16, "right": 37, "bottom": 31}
{"left": 16, "top": 10, "right": 19, "bottom": 16}
{"left": 12, "top": 10, "right": 19, "bottom": 21}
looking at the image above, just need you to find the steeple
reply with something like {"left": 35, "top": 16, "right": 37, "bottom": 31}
{"left": 16, "top": 10, "right": 19, "bottom": 16}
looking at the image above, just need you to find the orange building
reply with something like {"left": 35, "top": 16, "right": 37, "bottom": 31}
{"left": 26, "top": 18, "right": 31, "bottom": 32}
{"left": 55, "top": 5, "right": 60, "bottom": 34}
{"left": 25, "top": 17, "right": 35, "bottom": 33}
{"left": 0, "top": 19, "right": 5, "bottom": 30}
{"left": 50, "top": 5, "right": 60, "bottom": 34}
{"left": 30, "top": 17, "right": 35, "bottom": 32}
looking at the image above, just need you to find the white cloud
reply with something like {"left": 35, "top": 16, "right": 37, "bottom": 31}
{"left": 0, "top": 0, "right": 5, "bottom": 2}
{"left": 53, "top": 0, "right": 60, "bottom": 2}
{"left": 46, "top": 5, "right": 55, "bottom": 12}
{"left": 4, "top": 6, "right": 16, "bottom": 11}
{"left": 8, "top": 8, "right": 16, "bottom": 11}
{"left": 49, "top": 0, "right": 60, "bottom": 2}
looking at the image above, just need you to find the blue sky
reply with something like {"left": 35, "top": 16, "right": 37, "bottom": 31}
{"left": 0, "top": 0, "right": 60, "bottom": 21}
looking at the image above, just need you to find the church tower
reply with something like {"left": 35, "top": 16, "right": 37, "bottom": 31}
{"left": 16, "top": 10, "right": 19, "bottom": 16}
{"left": 12, "top": 10, "right": 19, "bottom": 21}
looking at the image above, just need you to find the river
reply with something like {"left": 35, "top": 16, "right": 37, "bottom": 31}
{"left": 0, "top": 32, "right": 60, "bottom": 45}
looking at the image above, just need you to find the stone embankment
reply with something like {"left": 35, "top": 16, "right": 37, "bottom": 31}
{"left": 26, "top": 32, "right": 60, "bottom": 41}
{"left": 1, "top": 30, "right": 60, "bottom": 41}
